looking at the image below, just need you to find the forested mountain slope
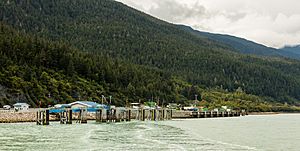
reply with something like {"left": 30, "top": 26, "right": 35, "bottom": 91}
{"left": 180, "top": 25, "right": 281, "bottom": 57}
{"left": 279, "top": 45, "right": 300, "bottom": 59}
{"left": 1, "top": 0, "right": 300, "bottom": 103}
{"left": 180, "top": 25, "right": 300, "bottom": 60}
{"left": 0, "top": 23, "right": 180, "bottom": 106}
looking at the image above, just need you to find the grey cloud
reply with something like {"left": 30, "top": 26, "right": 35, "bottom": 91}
{"left": 147, "top": 0, "right": 206, "bottom": 23}
{"left": 117, "top": 0, "right": 300, "bottom": 48}
{"left": 225, "top": 12, "right": 247, "bottom": 22}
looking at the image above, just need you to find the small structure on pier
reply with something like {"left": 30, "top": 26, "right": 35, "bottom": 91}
{"left": 13, "top": 103, "right": 30, "bottom": 112}
{"left": 69, "top": 101, "right": 105, "bottom": 109}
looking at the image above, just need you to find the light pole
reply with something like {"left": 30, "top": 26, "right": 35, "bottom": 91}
{"left": 109, "top": 96, "right": 112, "bottom": 105}
{"left": 194, "top": 95, "right": 198, "bottom": 106}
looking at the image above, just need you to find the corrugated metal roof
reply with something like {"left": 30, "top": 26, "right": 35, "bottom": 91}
{"left": 68, "top": 101, "right": 106, "bottom": 108}
{"left": 13, "top": 103, "right": 30, "bottom": 106}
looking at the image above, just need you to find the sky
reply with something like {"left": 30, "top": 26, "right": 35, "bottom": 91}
{"left": 116, "top": 0, "right": 300, "bottom": 48}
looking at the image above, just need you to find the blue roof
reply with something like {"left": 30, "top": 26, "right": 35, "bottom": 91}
{"left": 49, "top": 107, "right": 110, "bottom": 113}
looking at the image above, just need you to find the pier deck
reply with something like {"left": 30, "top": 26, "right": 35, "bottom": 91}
{"left": 36, "top": 108, "right": 173, "bottom": 125}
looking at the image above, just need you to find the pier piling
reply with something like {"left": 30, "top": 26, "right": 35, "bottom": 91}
{"left": 36, "top": 110, "right": 49, "bottom": 125}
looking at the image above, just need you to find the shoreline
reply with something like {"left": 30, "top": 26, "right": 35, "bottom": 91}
{"left": 1, "top": 110, "right": 300, "bottom": 124}
{"left": 248, "top": 112, "right": 300, "bottom": 115}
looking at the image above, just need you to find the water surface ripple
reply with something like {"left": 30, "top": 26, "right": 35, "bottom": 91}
{"left": 0, "top": 114, "right": 299, "bottom": 151}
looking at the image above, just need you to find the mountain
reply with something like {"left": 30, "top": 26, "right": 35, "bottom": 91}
{"left": 279, "top": 45, "right": 300, "bottom": 59}
{"left": 0, "top": 23, "right": 182, "bottom": 106}
{"left": 2, "top": 23, "right": 288, "bottom": 112}
{"left": 180, "top": 25, "right": 300, "bottom": 61}
{"left": 1, "top": 0, "right": 300, "bottom": 105}
{"left": 179, "top": 25, "right": 282, "bottom": 57}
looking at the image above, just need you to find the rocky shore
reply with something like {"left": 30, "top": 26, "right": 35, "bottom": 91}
{"left": 0, "top": 112, "right": 36, "bottom": 123}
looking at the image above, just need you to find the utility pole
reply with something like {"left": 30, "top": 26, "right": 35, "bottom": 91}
{"left": 109, "top": 96, "right": 112, "bottom": 105}
{"left": 194, "top": 94, "right": 198, "bottom": 107}
{"left": 101, "top": 95, "right": 105, "bottom": 104}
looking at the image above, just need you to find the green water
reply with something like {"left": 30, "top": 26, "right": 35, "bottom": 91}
{"left": 0, "top": 114, "right": 299, "bottom": 151}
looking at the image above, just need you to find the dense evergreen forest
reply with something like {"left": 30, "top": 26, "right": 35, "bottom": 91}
{"left": 0, "top": 0, "right": 300, "bottom": 110}
{"left": 0, "top": 23, "right": 183, "bottom": 107}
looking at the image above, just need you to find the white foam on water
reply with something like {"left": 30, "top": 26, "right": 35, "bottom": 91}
{"left": 201, "top": 137, "right": 261, "bottom": 151}
{"left": 132, "top": 123, "right": 186, "bottom": 150}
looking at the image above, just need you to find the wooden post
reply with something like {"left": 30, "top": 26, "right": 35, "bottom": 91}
{"left": 142, "top": 109, "right": 145, "bottom": 121}
{"left": 60, "top": 112, "right": 64, "bottom": 124}
{"left": 67, "top": 109, "right": 72, "bottom": 124}
{"left": 139, "top": 109, "right": 142, "bottom": 120}
{"left": 150, "top": 110, "right": 152, "bottom": 120}
{"left": 62, "top": 111, "right": 65, "bottom": 124}
{"left": 127, "top": 109, "right": 131, "bottom": 121}
{"left": 106, "top": 109, "right": 110, "bottom": 123}
{"left": 36, "top": 111, "right": 40, "bottom": 125}
{"left": 166, "top": 110, "right": 171, "bottom": 120}
{"left": 113, "top": 109, "right": 116, "bottom": 122}
{"left": 116, "top": 109, "right": 120, "bottom": 122}
{"left": 122, "top": 111, "right": 126, "bottom": 121}
{"left": 147, "top": 110, "right": 150, "bottom": 120}
{"left": 96, "top": 109, "right": 102, "bottom": 122}
{"left": 80, "top": 109, "right": 87, "bottom": 124}
{"left": 44, "top": 110, "right": 49, "bottom": 125}
{"left": 165, "top": 110, "right": 168, "bottom": 120}
{"left": 138, "top": 109, "right": 142, "bottom": 121}
{"left": 154, "top": 109, "right": 157, "bottom": 121}
{"left": 102, "top": 109, "right": 107, "bottom": 123}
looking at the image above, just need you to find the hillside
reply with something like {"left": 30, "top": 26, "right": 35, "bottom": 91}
{"left": 279, "top": 45, "right": 300, "bottom": 59}
{"left": 3, "top": 23, "right": 294, "bottom": 112}
{"left": 0, "top": 23, "right": 180, "bottom": 107}
{"left": 1, "top": 0, "right": 300, "bottom": 104}
{"left": 179, "top": 25, "right": 283, "bottom": 56}
{"left": 180, "top": 25, "right": 300, "bottom": 61}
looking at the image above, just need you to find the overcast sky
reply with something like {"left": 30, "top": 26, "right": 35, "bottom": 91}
{"left": 116, "top": 0, "right": 300, "bottom": 48}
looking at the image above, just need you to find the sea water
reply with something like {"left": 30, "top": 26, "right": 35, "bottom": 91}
{"left": 0, "top": 114, "right": 299, "bottom": 151}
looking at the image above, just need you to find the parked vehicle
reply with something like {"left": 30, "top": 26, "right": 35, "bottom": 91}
{"left": 3, "top": 105, "right": 11, "bottom": 110}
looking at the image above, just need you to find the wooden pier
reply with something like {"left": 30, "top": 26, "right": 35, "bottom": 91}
{"left": 36, "top": 108, "right": 173, "bottom": 125}
{"left": 36, "top": 107, "right": 247, "bottom": 126}
{"left": 133, "top": 109, "right": 172, "bottom": 121}
{"left": 191, "top": 111, "right": 246, "bottom": 118}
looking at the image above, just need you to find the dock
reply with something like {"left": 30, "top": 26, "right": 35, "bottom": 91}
{"left": 172, "top": 111, "right": 247, "bottom": 118}
{"left": 36, "top": 108, "right": 173, "bottom": 125}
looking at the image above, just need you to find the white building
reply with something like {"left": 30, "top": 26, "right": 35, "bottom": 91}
{"left": 13, "top": 103, "right": 30, "bottom": 111}
{"left": 68, "top": 101, "right": 104, "bottom": 109}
